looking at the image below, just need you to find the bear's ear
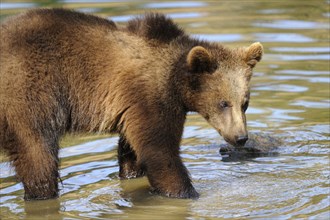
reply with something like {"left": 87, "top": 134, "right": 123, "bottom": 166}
{"left": 187, "top": 46, "right": 213, "bottom": 73}
{"left": 245, "top": 42, "right": 263, "bottom": 68}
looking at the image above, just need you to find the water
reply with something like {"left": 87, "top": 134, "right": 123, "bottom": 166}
{"left": 0, "top": 0, "right": 329, "bottom": 219}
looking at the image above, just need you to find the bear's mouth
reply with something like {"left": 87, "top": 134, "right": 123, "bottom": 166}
{"left": 224, "top": 137, "right": 245, "bottom": 148}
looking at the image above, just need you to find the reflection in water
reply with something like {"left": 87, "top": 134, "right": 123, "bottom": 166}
{"left": 254, "top": 84, "right": 309, "bottom": 92}
{"left": 291, "top": 100, "right": 330, "bottom": 109}
{"left": 143, "top": 2, "right": 207, "bottom": 9}
{"left": 110, "top": 15, "right": 135, "bottom": 23}
{"left": 60, "top": 137, "right": 118, "bottom": 158}
{"left": 270, "top": 47, "right": 330, "bottom": 53}
{"left": 60, "top": 0, "right": 124, "bottom": 3}
{"left": 193, "top": 34, "right": 243, "bottom": 42}
{"left": 0, "top": 0, "right": 329, "bottom": 219}
{"left": 268, "top": 54, "right": 329, "bottom": 61}
{"left": 110, "top": 12, "right": 204, "bottom": 23}
{"left": 253, "top": 33, "right": 315, "bottom": 42}
{"left": 24, "top": 199, "right": 62, "bottom": 220}
{"left": 76, "top": 8, "right": 102, "bottom": 14}
{"left": 253, "top": 20, "right": 329, "bottom": 29}
{"left": 275, "top": 69, "right": 329, "bottom": 75}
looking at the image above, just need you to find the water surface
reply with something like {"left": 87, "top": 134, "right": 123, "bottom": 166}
{"left": 0, "top": 0, "right": 329, "bottom": 219}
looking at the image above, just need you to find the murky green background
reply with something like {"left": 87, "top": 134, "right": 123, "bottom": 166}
{"left": 0, "top": 0, "right": 329, "bottom": 219}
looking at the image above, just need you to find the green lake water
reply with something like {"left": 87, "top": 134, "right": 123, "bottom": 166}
{"left": 0, "top": 0, "right": 329, "bottom": 219}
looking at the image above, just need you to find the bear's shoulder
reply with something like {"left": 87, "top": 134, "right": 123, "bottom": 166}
{"left": 126, "top": 13, "right": 185, "bottom": 43}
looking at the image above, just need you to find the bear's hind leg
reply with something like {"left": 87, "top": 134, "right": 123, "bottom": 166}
{"left": 118, "top": 135, "right": 145, "bottom": 179}
{"left": 10, "top": 129, "right": 59, "bottom": 200}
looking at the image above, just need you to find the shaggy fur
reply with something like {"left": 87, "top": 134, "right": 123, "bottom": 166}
{"left": 0, "top": 8, "right": 263, "bottom": 200}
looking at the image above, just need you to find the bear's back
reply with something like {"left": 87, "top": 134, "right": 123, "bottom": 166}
{"left": 0, "top": 9, "right": 119, "bottom": 114}
{"left": 1, "top": 8, "right": 117, "bottom": 34}
{"left": 0, "top": 8, "right": 118, "bottom": 80}
{"left": 0, "top": 8, "right": 117, "bottom": 59}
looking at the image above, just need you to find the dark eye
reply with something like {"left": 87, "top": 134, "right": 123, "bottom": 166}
{"left": 242, "top": 101, "right": 249, "bottom": 112}
{"left": 219, "top": 101, "right": 230, "bottom": 109}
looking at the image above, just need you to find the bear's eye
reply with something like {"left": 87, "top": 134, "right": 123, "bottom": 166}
{"left": 242, "top": 101, "right": 249, "bottom": 112}
{"left": 219, "top": 101, "right": 230, "bottom": 109}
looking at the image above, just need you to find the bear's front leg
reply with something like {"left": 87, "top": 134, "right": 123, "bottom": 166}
{"left": 118, "top": 135, "right": 145, "bottom": 179}
{"left": 123, "top": 107, "right": 198, "bottom": 198}
{"left": 127, "top": 129, "right": 199, "bottom": 198}
{"left": 145, "top": 152, "right": 199, "bottom": 199}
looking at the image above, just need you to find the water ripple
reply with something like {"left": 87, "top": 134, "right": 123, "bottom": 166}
{"left": 0, "top": 3, "right": 36, "bottom": 9}
{"left": 275, "top": 70, "right": 329, "bottom": 75}
{"left": 254, "top": 33, "right": 315, "bottom": 42}
{"left": 271, "top": 75, "right": 329, "bottom": 83}
{"left": 270, "top": 47, "right": 329, "bottom": 53}
{"left": 59, "top": 137, "right": 118, "bottom": 158}
{"left": 192, "top": 34, "right": 242, "bottom": 42}
{"left": 110, "top": 12, "right": 204, "bottom": 22}
{"left": 254, "top": 20, "right": 329, "bottom": 30}
{"left": 143, "top": 2, "right": 207, "bottom": 9}
{"left": 61, "top": 0, "right": 125, "bottom": 3}
{"left": 268, "top": 54, "right": 329, "bottom": 61}
{"left": 254, "top": 84, "right": 309, "bottom": 92}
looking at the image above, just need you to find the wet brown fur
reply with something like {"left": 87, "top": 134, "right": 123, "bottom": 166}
{"left": 0, "top": 8, "right": 263, "bottom": 200}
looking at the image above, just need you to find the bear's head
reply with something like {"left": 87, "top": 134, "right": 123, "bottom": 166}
{"left": 184, "top": 42, "right": 263, "bottom": 147}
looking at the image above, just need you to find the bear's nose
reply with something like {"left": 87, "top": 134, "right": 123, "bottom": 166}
{"left": 236, "top": 135, "right": 248, "bottom": 146}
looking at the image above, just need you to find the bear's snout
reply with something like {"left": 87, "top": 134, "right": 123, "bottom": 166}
{"left": 235, "top": 135, "right": 248, "bottom": 147}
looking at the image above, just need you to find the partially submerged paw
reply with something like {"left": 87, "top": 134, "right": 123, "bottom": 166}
{"left": 150, "top": 186, "right": 199, "bottom": 199}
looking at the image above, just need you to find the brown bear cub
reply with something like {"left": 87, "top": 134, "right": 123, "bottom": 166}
{"left": 0, "top": 8, "right": 263, "bottom": 200}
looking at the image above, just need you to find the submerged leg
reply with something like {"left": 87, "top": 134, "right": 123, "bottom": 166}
{"left": 118, "top": 135, "right": 145, "bottom": 179}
